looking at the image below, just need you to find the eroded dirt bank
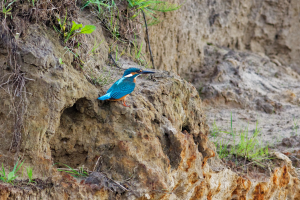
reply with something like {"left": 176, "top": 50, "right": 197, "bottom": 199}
{"left": 1, "top": 0, "right": 300, "bottom": 199}
{"left": 150, "top": 0, "right": 300, "bottom": 75}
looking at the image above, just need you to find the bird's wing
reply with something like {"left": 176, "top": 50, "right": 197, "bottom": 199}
{"left": 107, "top": 78, "right": 123, "bottom": 93}
{"left": 109, "top": 79, "right": 135, "bottom": 100}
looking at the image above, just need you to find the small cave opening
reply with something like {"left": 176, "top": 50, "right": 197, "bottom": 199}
{"left": 50, "top": 98, "right": 93, "bottom": 169}
{"left": 60, "top": 103, "right": 80, "bottom": 122}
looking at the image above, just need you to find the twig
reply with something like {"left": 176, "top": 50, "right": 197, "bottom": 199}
{"left": 109, "top": 53, "right": 124, "bottom": 70}
{"left": 57, "top": 168, "right": 92, "bottom": 173}
{"left": 141, "top": 10, "right": 155, "bottom": 69}
{"left": 105, "top": 175, "right": 129, "bottom": 191}
{"left": 93, "top": 156, "right": 101, "bottom": 172}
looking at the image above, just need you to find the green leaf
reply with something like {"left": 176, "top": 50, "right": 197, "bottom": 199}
{"left": 137, "top": 42, "right": 143, "bottom": 58}
{"left": 12, "top": 160, "right": 18, "bottom": 173}
{"left": 127, "top": 0, "right": 133, "bottom": 7}
{"left": 6, "top": 0, "right": 15, "bottom": 9}
{"left": 1, "top": 164, "right": 5, "bottom": 177}
{"left": 59, "top": 58, "right": 63, "bottom": 65}
{"left": 7, "top": 172, "right": 15, "bottom": 181}
{"left": 70, "top": 21, "right": 83, "bottom": 33}
{"left": 15, "top": 160, "right": 24, "bottom": 174}
{"left": 64, "top": 21, "right": 82, "bottom": 43}
{"left": 27, "top": 167, "right": 33, "bottom": 178}
{"left": 80, "top": 25, "right": 96, "bottom": 34}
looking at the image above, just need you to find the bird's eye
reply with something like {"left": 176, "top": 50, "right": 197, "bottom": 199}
{"left": 139, "top": 70, "right": 142, "bottom": 73}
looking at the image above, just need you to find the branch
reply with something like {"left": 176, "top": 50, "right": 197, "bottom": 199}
{"left": 109, "top": 53, "right": 124, "bottom": 70}
{"left": 141, "top": 10, "right": 155, "bottom": 69}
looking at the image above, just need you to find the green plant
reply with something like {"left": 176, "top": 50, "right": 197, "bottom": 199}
{"left": 133, "top": 40, "right": 143, "bottom": 61}
{"left": 89, "top": 38, "right": 105, "bottom": 55}
{"left": 210, "top": 120, "right": 220, "bottom": 138}
{"left": 66, "top": 21, "right": 96, "bottom": 43}
{"left": 112, "top": 45, "right": 126, "bottom": 62}
{"left": 59, "top": 58, "right": 64, "bottom": 65}
{"left": 0, "top": 159, "right": 24, "bottom": 184}
{"left": 53, "top": 12, "right": 67, "bottom": 36}
{"left": 26, "top": 167, "right": 35, "bottom": 183}
{"left": 127, "top": 0, "right": 181, "bottom": 24}
{"left": 216, "top": 139, "right": 229, "bottom": 159}
{"left": 53, "top": 17, "right": 96, "bottom": 70}
{"left": 54, "top": 15, "right": 96, "bottom": 44}
{"left": 235, "top": 122, "right": 269, "bottom": 161}
{"left": 109, "top": 41, "right": 149, "bottom": 68}
{"left": 82, "top": 0, "right": 182, "bottom": 69}
{"left": 55, "top": 164, "right": 89, "bottom": 178}
{"left": 82, "top": 1, "right": 122, "bottom": 41}
{"left": 1, "top": 0, "right": 15, "bottom": 19}
{"left": 107, "top": 8, "right": 121, "bottom": 40}
{"left": 212, "top": 115, "right": 269, "bottom": 163}
{"left": 82, "top": 0, "right": 114, "bottom": 13}
{"left": 64, "top": 46, "right": 85, "bottom": 66}
{"left": 128, "top": 35, "right": 151, "bottom": 67}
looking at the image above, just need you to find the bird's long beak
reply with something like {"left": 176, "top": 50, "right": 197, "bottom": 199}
{"left": 139, "top": 70, "right": 155, "bottom": 74}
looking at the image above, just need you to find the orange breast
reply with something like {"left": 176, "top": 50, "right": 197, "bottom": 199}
{"left": 109, "top": 94, "right": 128, "bottom": 101}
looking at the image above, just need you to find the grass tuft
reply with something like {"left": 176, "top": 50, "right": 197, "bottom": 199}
{"left": 0, "top": 159, "right": 24, "bottom": 184}
{"left": 26, "top": 167, "right": 35, "bottom": 184}
{"left": 54, "top": 163, "right": 89, "bottom": 178}
{"left": 211, "top": 115, "right": 269, "bottom": 163}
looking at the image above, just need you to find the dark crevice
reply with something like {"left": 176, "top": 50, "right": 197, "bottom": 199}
{"left": 161, "top": 132, "right": 182, "bottom": 169}
{"left": 153, "top": 119, "right": 160, "bottom": 124}
{"left": 182, "top": 125, "right": 191, "bottom": 133}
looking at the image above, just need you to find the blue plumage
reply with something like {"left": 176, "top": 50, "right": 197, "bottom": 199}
{"left": 98, "top": 68, "right": 155, "bottom": 107}
{"left": 97, "top": 93, "right": 111, "bottom": 100}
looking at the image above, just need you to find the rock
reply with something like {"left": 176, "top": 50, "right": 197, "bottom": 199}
{"left": 282, "top": 136, "right": 300, "bottom": 147}
{"left": 85, "top": 172, "right": 126, "bottom": 194}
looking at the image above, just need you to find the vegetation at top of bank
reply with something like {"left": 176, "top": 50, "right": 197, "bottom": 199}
{"left": 0, "top": 0, "right": 182, "bottom": 72}
{"left": 81, "top": 0, "right": 182, "bottom": 68}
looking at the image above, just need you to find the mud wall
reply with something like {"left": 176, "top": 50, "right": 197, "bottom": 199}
{"left": 149, "top": 0, "right": 300, "bottom": 74}
{"left": 0, "top": 1, "right": 300, "bottom": 199}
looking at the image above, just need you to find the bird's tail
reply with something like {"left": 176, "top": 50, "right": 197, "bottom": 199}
{"left": 98, "top": 93, "right": 111, "bottom": 101}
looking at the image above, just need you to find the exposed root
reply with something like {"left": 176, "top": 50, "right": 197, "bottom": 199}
{"left": 0, "top": 3, "right": 34, "bottom": 154}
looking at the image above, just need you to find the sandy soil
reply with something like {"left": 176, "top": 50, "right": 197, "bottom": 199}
{"left": 184, "top": 45, "right": 300, "bottom": 168}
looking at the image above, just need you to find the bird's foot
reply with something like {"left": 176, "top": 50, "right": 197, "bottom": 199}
{"left": 122, "top": 101, "right": 130, "bottom": 107}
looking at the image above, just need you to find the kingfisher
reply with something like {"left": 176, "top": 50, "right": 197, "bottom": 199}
{"left": 98, "top": 68, "right": 155, "bottom": 107}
